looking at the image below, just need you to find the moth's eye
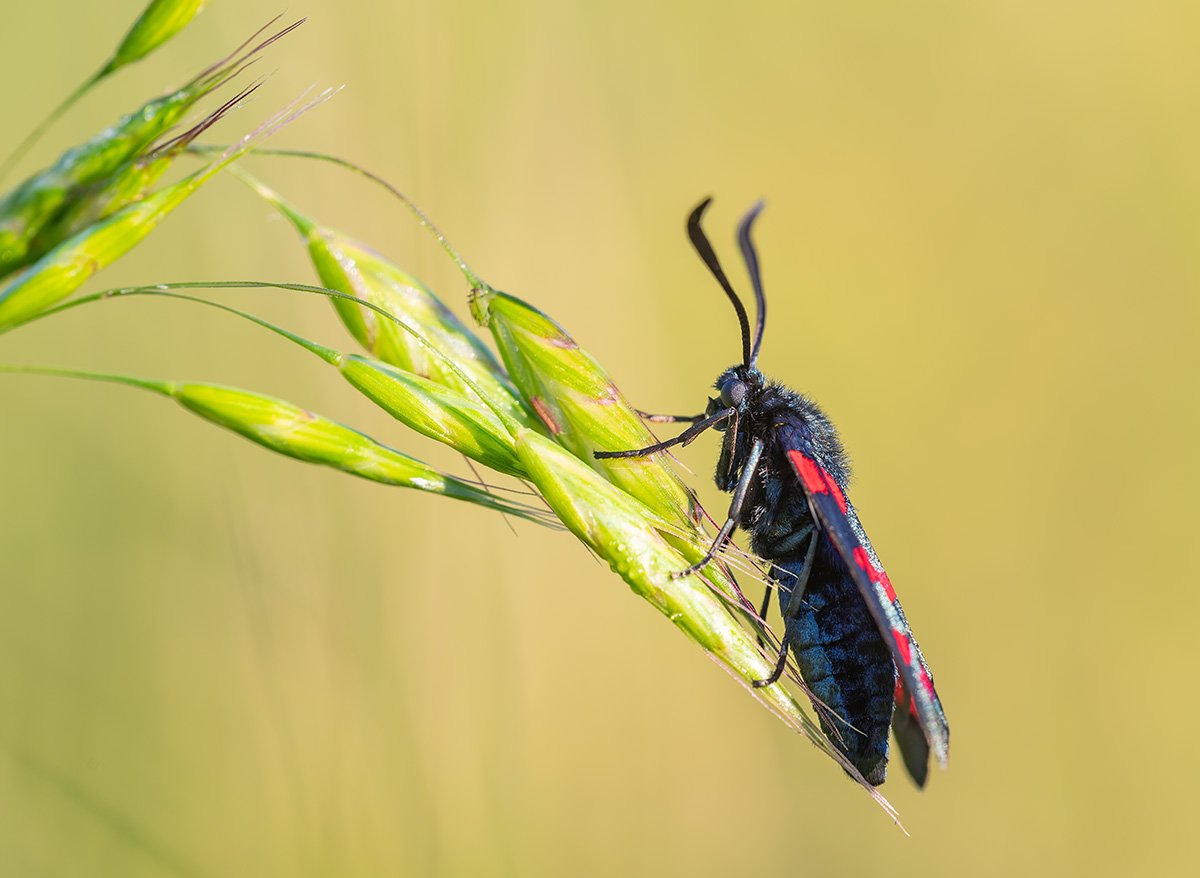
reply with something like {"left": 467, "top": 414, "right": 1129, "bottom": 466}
{"left": 720, "top": 380, "right": 747, "bottom": 408}
{"left": 705, "top": 396, "right": 731, "bottom": 430}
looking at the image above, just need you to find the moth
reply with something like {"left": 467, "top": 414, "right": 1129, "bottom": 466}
{"left": 597, "top": 199, "right": 949, "bottom": 785}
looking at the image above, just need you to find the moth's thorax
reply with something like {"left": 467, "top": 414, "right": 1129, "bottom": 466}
{"left": 709, "top": 366, "right": 852, "bottom": 494}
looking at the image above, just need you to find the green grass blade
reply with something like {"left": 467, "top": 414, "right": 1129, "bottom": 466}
{"left": 190, "top": 145, "right": 486, "bottom": 289}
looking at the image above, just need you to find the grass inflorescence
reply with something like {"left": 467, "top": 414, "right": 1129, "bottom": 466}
{"left": 0, "top": 0, "right": 211, "bottom": 184}
{"left": 0, "top": 9, "right": 907, "bottom": 826}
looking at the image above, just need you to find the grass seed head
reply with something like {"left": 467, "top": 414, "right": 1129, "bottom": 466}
{"left": 168, "top": 380, "right": 547, "bottom": 520}
{"left": 167, "top": 381, "right": 545, "bottom": 519}
{"left": 32, "top": 82, "right": 260, "bottom": 255}
{"left": 471, "top": 284, "right": 696, "bottom": 527}
{"left": 83, "top": 288, "right": 532, "bottom": 480}
{"left": 105, "top": 0, "right": 209, "bottom": 75}
{"left": 242, "top": 178, "right": 539, "bottom": 432}
{"left": 0, "top": 19, "right": 297, "bottom": 278}
{"left": 1, "top": 364, "right": 544, "bottom": 521}
{"left": 337, "top": 354, "right": 527, "bottom": 477}
{"left": 0, "top": 88, "right": 331, "bottom": 330}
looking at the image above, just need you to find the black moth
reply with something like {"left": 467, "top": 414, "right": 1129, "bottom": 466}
{"left": 596, "top": 199, "right": 949, "bottom": 786}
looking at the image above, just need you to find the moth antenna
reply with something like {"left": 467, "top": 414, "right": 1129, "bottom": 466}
{"left": 688, "top": 197, "right": 752, "bottom": 367}
{"left": 737, "top": 200, "right": 767, "bottom": 367}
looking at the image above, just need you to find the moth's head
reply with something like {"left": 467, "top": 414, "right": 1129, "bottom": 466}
{"left": 707, "top": 365, "right": 763, "bottom": 428}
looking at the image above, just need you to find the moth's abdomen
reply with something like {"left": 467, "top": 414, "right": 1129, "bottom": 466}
{"left": 775, "top": 543, "right": 896, "bottom": 785}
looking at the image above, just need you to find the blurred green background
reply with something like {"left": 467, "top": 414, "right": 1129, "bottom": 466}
{"left": 3, "top": 0, "right": 1198, "bottom": 874}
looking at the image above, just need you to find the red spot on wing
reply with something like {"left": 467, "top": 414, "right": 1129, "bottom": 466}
{"left": 891, "top": 629, "right": 912, "bottom": 666}
{"left": 894, "top": 678, "right": 920, "bottom": 717}
{"left": 787, "top": 450, "right": 850, "bottom": 513}
{"left": 825, "top": 475, "right": 849, "bottom": 513}
{"left": 853, "top": 547, "right": 898, "bottom": 602}
{"left": 789, "top": 450, "right": 827, "bottom": 494}
{"left": 919, "top": 668, "right": 936, "bottom": 699}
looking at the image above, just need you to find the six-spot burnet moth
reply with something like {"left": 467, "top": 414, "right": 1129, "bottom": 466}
{"left": 596, "top": 198, "right": 949, "bottom": 786}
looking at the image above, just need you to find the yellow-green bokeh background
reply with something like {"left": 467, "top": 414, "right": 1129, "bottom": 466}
{"left": 3, "top": 1, "right": 1198, "bottom": 874}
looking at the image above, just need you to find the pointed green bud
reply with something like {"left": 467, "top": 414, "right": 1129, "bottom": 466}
{"left": 106, "top": 0, "right": 209, "bottom": 75}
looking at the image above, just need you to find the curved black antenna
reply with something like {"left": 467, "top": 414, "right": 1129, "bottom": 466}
{"left": 737, "top": 200, "right": 767, "bottom": 367}
{"left": 688, "top": 198, "right": 752, "bottom": 367}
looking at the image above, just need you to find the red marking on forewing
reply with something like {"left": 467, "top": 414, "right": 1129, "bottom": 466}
{"left": 825, "top": 474, "right": 849, "bottom": 513}
{"left": 787, "top": 450, "right": 851, "bottom": 513}
{"left": 788, "top": 450, "right": 827, "bottom": 494}
{"left": 919, "top": 668, "right": 936, "bottom": 699}
{"left": 853, "top": 547, "right": 897, "bottom": 602}
{"left": 894, "top": 679, "right": 920, "bottom": 717}
{"left": 891, "top": 629, "right": 912, "bottom": 666}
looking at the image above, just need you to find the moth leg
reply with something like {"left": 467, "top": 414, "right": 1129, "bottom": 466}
{"left": 594, "top": 407, "right": 734, "bottom": 459}
{"left": 752, "top": 527, "right": 821, "bottom": 688}
{"left": 781, "top": 524, "right": 821, "bottom": 619}
{"left": 634, "top": 409, "right": 706, "bottom": 424}
{"left": 672, "top": 438, "right": 764, "bottom": 579}
{"left": 757, "top": 583, "right": 773, "bottom": 630}
{"left": 753, "top": 640, "right": 792, "bottom": 689}
{"left": 754, "top": 523, "right": 814, "bottom": 645}
{"left": 755, "top": 584, "right": 774, "bottom": 649}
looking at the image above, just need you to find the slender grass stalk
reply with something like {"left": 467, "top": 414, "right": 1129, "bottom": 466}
{"left": 188, "top": 145, "right": 486, "bottom": 287}
{"left": 0, "top": 0, "right": 210, "bottom": 185}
